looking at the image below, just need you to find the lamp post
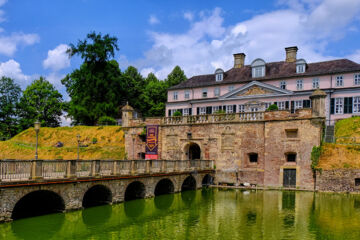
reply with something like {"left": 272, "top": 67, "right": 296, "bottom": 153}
{"left": 34, "top": 121, "right": 40, "bottom": 160}
{"left": 77, "top": 134, "right": 81, "bottom": 161}
{"left": 131, "top": 132, "right": 136, "bottom": 160}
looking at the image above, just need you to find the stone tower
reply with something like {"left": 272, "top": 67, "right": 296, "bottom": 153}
{"left": 121, "top": 103, "right": 134, "bottom": 127}
{"left": 310, "top": 89, "right": 327, "bottom": 118}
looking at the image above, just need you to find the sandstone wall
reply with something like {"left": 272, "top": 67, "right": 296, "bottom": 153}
{"left": 316, "top": 169, "right": 360, "bottom": 192}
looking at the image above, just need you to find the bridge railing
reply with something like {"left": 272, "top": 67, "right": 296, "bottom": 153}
{"left": 0, "top": 159, "right": 214, "bottom": 182}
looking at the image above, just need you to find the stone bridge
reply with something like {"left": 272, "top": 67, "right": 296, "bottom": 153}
{"left": 0, "top": 159, "right": 214, "bottom": 222}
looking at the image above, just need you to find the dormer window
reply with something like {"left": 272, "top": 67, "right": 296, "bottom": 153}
{"left": 215, "top": 68, "right": 224, "bottom": 82}
{"left": 251, "top": 59, "right": 266, "bottom": 78}
{"left": 296, "top": 59, "right": 306, "bottom": 73}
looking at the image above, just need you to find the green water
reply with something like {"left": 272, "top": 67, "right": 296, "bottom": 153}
{"left": 2, "top": 189, "right": 360, "bottom": 240}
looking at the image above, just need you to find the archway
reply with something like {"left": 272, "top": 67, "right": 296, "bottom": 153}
{"left": 82, "top": 185, "right": 112, "bottom": 208}
{"left": 187, "top": 143, "right": 201, "bottom": 160}
{"left": 125, "top": 181, "right": 146, "bottom": 201}
{"left": 181, "top": 176, "right": 197, "bottom": 191}
{"left": 12, "top": 190, "right": 65, "bottom": 220}
{"left": 202, "top": 174, "right": 214, "bottom": 187}
{"left": 154, "top": 178, "right": 175, "bottom": 196}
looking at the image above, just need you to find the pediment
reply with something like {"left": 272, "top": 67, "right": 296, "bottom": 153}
{"left": 237, "top": 85, "right": 275, "bottom": 96}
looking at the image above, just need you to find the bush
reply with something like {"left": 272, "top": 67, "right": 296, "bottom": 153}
{"left": 311, "top": 145, "right": 322, "bottom": 171}
{"left": 92, "top": 138, "right": 97, "bottom": 144}
{"left": 267, "top": 104, "right": 278, "bottom": 111}
{"left": 98, "top": 116, "right": 117, "bottom": 126}
{"left": 214, "top": 109, "right": 226, "bottom": 114}
{"left": 173, "top": 111, "right": 182, "bottom": 116}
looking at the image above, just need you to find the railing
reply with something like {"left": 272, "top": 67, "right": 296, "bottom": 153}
{"left": 162, "top": 112, "right": 265, "bottom": 125}
{"left": 0, "top": 159, "right": 214, "bottom": 183}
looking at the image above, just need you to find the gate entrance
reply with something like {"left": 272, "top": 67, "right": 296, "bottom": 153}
{"left": 188, "top": 143, "right": 201, "bottom": 160}
{"left": 283, "top": 169, "right": 296, "bottom": 188}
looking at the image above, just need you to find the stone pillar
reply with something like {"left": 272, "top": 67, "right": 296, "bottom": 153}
{"left": 310, "top": 89, "right": 327, "bottom": 118}
{"left": 31, "top": 160, "right": 43, "bottom": 180}
{"left": 121, "top": 103, "right": 134, "bottom": 127}
{"left": 66, "top": 160, "right": 76, "bottom": 179}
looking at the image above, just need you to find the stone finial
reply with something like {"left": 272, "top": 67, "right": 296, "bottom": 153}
{"left": 122, "top": 103, "right": 134, "bottom": 127}
{"left": 285, "top": 46, "right": 298, "bottom": 63}
{"left": 310, "top": 89, "right": 327, "bottom": 118}
{"left": 233, "top": 53, "right": 246, "bottom": 68}
{"left": 122, "top": 103, "right": 134, "bottom": 112}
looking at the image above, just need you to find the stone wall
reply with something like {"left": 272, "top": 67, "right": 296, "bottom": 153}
{"left": 316, "top": 169, "right": 360, "bottom": 192}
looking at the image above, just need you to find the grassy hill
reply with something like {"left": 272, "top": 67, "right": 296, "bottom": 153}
{"left": 0, "top": 126, "right": 125, "bottom": 160}
{"left": 318, "top": 117, "right": 360, "bottom": 170}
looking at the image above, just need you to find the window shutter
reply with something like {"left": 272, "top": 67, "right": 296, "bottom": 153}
{"left": 349, "top": 97, "right": 353, "bottom": 113}
{"left": 344, "top": 97, "right": 353, "bottom": 114}
{"left": 206, "top": 106, "right": 212, "bottom": 114}
{"left": 197, "top": 107, "right": 200, "bottom": 115}
{"left": 303, "top": 100, "right": 310, "bottom": 108}
{"left": 179, "top": 109, "right": 183, "bottom": 115}
{"left": 168, "top": 109, "right": 171, "bottom": 116}
{"left": 189, "top": 108, "right": 192, "bottom": 115}
{"left": 285, "top": 101, "right": 289, "bottom": 109}
{"left": 274, "top": 102, "right": 278, "bottom": 106}
{"left": 330, "top": 98, "right": 335, "bottom": 114}
{"left": 233, "top": 105, "right": 236, "bottom": 112}
{"left": 222, "top": 106, "right": 226, "bottom": 111}
{"left": 291, "top": 101, "right": 295, "bottom": 113}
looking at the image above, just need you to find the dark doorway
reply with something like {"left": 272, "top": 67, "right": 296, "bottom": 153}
{"left": 12, "top": 190, "right": 65, "bottom": 220}
{"left": 202, "top": 174, "right": 213, "bottom": 187}
{"left": 154, "top": 179, "right": 174, "bottom": 196}
{"left": 125, "top": 181, "right": 146, "bottom": 201}
{"left": 181, "top": 176, "right": 197, "bottom": 191}
{"left": 283, "top": 169, "right": 296, "bottom": 188}
{"left": 188, "top": 143, "right": 201, "bottom": 160}
{"left": 82, "top": 185, "right": 112, "bottom": 208}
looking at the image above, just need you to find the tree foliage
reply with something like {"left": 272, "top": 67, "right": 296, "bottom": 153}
{"left": 17, "top": 77, "right": 63, "bottom": 130}
{"left": 0, "top": 77, "right": 21, "bottom": 138}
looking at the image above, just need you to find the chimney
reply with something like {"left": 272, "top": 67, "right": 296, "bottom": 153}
{"left": 233, "top": 53, "right": 246, "bottom": 68}
{"left": 285, "top": 46, "right": 298, "bottom": 63}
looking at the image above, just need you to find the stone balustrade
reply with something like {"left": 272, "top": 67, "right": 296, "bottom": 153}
{"left": 0, "top": 159, "right": 214, "bottom": 183}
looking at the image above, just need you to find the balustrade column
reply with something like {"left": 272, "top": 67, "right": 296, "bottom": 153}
{"left": 112, "top": 161, "right": 117, "bottom": 176}
{"left": 146, "top": 160, "right": 150, "bottom": 174}
{"left": 131, "top": 160, "right": 135, "bottom": 174}
{"left": 174, "top": 160, "right": 179, "bottom": 172}
{"left": 161, "top": 160, "right": 165, "bottom": 172}
{"left": 31, "top": 160, "right": 43, "bottom": 180}
{"left": 66, "top": 160, "right": 76, "bottom": 179}
{"left": 91, "top": 160, "right": 100, "bottom": 177}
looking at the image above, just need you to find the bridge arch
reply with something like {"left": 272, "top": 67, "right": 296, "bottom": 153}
{"left": 154, "top": 178, "right": 175, "bottom": 196}
{"left": 202, "top": 174, "right": 214, "bottom": 187}
{"left": 125, "top": 181, "right": 146, "bottom": 201}
{"left": 181, "top": 175, "right": 197, "bottom": 191}
{"left": 82, "top": 184, "right": 112, "bottom": 208}
{"left": 12, "top": 190, "right": 65, "bottom": 220}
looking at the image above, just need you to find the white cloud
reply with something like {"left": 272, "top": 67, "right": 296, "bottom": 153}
{"left": 184, "top": 11, "right": 194, "bottom": 21}
{"left": 133, "top": 1, "right": 360, "bottom": 79}
{"left": 0, "top": 0, "right": 7, "bottom": 7}
{"left": 0, "top": 33, "right": 39, "bottom": 56}
{"left": 0, "top": 59, "right": 32, "bottom": 85}
{"left": 60, "top": 114, "right": 72, "bottom": 127}
{"left": 43, "top": 44, "right": 70, "bottom": 71}
{"left": 149, "top": 15, "right": 160, "bottom": 25}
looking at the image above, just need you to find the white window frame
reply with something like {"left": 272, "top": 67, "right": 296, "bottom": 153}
{"left": 228, "top": 86, "right": 234, "bottom": 92}
{"left": 296, "top": 80, "right": 303, "bottom": 90}
{"left": 353, "top": 97, "right": 360, "bottom": 113}
{"left": 264, "top": 102, "right": 271, "bottom": 110}
{"left": 238, "top": 104, "right": 245, "bottom": 112}
{"left": 199, "top": 107, "right": 206, "bottom": 115}
{"left": 354, "top": 74, "right": 360, "bottom": 86}
{"left": 278, "top": 101, "right": 286, "bottom": 110}
{"left": 183, "top": 108, "right": 189, "bottom": 116}
{"left": 296, "top": 64, "right": 305, "bottom": 73}
{"left": 335, "top": 98, "right": 344, "bottom": 114}
{"left": 214, "top": 87, "right": 220, "bottom": 97}
{"left": 312, "top": 78, "right": 319, "bottom": 89}
{"left": 336, "top": 76, "right": 343, "bottom": 87}
{"left": 226, "top": 105, "right": 233, "bottom": 114}
{"left": 184, "top": 90, "right": 190, "bottom": 99}
{"left": 202, "top": 88, "right": 208, "bottom": 98}
{"left": 294, "top": 100, "right": 303, "bottom": 110}
{"left": 280, "top": 81, "right": 286, "bottom": 90}
{"left": 216, "top": 73, "right": 223, "bottom": 81}
{"left": 212, "top": 106, "right": 220, "bottom": 113}
{"left": 252, "top": 66, "right": 265, "bottom": 78}
{"left": 170, "top": 109, "right": 177, "bottom": 116}
{"left": 173, "top": 91, "right": 178, "bottom": 100}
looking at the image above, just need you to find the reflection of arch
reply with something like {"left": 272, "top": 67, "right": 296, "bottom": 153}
{"left": 12, "top": 190, "right": 65, "bottom": 220}
{"left": 82, "top": 205, "right": 112, "bottom": 227}
{"left": 181, "top": 176, "right": 197, "bottom": 191}
{"left": 82, "top": 185, "right": 112, "bottom": 208}
{"left": 181, "top": 190, "right": 196, "bottom": 207}
{"left": 124, "top": 199, "right": 145, "bottom": 218}
{"left": 154, "top": 178, "right": 175, "bottom": 196}
{"left": 184, "top": 142, "right": 201, "bottom": 160}
{"left": 154, "top": 194, "right": 174, "bottom": 210}
{"left": 202, "top": 174, "right": 214, "bottom": 187}
{"left": 125, "top": 181, "right": 146, "bottom": 201}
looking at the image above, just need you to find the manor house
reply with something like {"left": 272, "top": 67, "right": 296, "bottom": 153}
{"left": 166, "top": 46, "right": 360, "bottom": 124}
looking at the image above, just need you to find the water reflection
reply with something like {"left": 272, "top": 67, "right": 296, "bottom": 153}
{"left": 282, "top": 191, "right": 295, "bottom": 210}
{"left": 11, "top": 212, "right": 64, "bottom": 240}
{"left": 124, "top": 199, "right": 145, "bottom": 218}
{"left": 181, "top": 190, "right": 196, "bottom": 207}
{"left": 246, "top": 211, "right": 257, "bottom": 225}
{"left": 154, "top": 194, "right": 174, "bottom": 210}
{"left": 82, "top": 204, "right": 112, "bottom": 227}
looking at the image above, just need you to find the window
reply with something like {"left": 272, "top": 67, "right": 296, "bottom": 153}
{"left": 312, "top": 78, "right": 319, "bottom": 89}
{"left": 296, "top": 80, "right": 303, "bottom": 90}
{"left": 170, "top": 109, "right": 177, "bottom": 116}
{"left": 199, "top": 107, "right": 206, "bottom": 115}
{"left": 228, "top": 86, "right": 234, "bottom": 92}
{"left": 184, "top": 90, "right": 190, "bottom": 99}
{"left": 248, "top": 153, "right": 258, "bottom": 163}
{"left": 294, "top": 100, "right": 303, "bottom": 110}
{"left": 264, "top": 102, "right": 271, "bottom": 110}
{"left": 286, "top": 129, "right": 298, "bottom": 138}
{"left": 226, "top": 105, "right": 233, "bottom": 114}
{"left": 336, "top": 76, "right": 343, "bottom": 87}
{"left": 354, "top": 97, "right": 360, "bottom": 113}
{"left": 202, "top": 89, "right": 208, "bottom": 98}
{"left": 355, "top": 178, "right": 360, "bottom": 186}
{"left": 355, "top": 74, "right": 360, "bottom": 85}
{"left": 238, "top": 104, "right": 245, "bottom": 112}
{"left": 173, "top": 92, "right": 178, "bottom": 100}
{"left": 183, "top": 108, "right": 189, "bottom": 116}
{"left": 280, "top": 81, "right": 286, "bottom": 90}
{"left": 335, "top": 98, "right": 344, "bottom": 114}
{"left": 251, "top": 59, "right": 266, "bottom": 78}
{"left": 212, "top": 106, "right": 220, "bottom": 113}
{"left": 296, "top": 64, "right": 305, "bottom": 73}
{"left": 278, "top": 101, "right": 286, "bottom": 110}
{"left": 286, "top": 153, "right": 297, "bottom": 162}
{"left": 215, "top": 68, "right": 224, "bottom": 82}
{"left": 214, "top": 87, "right": 220, "bottom": 97}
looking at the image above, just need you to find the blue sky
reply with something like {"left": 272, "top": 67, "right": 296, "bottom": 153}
{"left": 1, "top": 0, "right": 360, "bottom": 97}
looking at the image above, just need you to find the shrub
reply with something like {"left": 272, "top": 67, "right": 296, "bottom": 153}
{"left": 311, "top": 145, "right": 322, "bottom": 171}
{"left": 173, "top": 111, "right": 182, "bottom": 116}
{"left": 92, "top": 138, "right": 97, "bottom": 144}
{"left": 267, "top": 104, "right": 278, "bottom": 111}
{"left": 98, "top": 116, "right": 117, "bottom": 126}
{"left": 214, "top": 109, "right": 226, "bottom": 114}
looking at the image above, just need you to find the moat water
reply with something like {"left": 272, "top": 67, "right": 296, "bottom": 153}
{"left": 1, "top": 189, "right": 360, "bottom": 240}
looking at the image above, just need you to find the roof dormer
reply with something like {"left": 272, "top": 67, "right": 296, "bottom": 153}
{"left": 215, "top": 68, "right": 224, "bottom": 81}
{"left": 251, "top": 58, "right": 266, "bottom": 78}
{"left": 296, "top": 59, "right": 306, "bottom": 73}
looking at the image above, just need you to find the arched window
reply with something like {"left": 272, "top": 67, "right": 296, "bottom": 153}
{"left": 296, "top": 59, "right": 306, "bottom": 73}
{"left": 215, "top": 68, "right": 224, "bottom": 82}
{"left": 251, "top": 59, "right": 266, "bottom": 78}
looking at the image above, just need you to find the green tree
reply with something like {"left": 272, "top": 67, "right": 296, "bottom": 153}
{"left": 0, "top": 77, "right": 21, "bottom": 138}
{"left": 140, "top": 73, "right": 167, "bottom": 117}
{"left": 165, "top": 65, "right": 187, "bottom": 88}
{"left": 17, "top": 77, "right": 63, "bottom": 130}
{"left": 62, "top": 32, "right": 123, "bottom": 125}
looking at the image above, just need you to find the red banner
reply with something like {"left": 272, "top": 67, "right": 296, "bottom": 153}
{"left": 145, "top": 125, "right": 158, "bottom": 159}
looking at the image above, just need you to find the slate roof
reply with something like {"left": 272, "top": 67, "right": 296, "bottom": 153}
{"left": 169, "top": 59, "right": 360, "bottom": 90}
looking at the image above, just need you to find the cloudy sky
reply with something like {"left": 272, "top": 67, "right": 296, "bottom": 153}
{"left": 1, "top": 0, "right": 360, "bottom": 96}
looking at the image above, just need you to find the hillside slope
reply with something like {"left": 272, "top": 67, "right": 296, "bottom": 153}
{"left": 318, "top": 117, "right": 360, "bottom": 170}
{"left": 0, "top": 126, "right": 125, "bottom": 160}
